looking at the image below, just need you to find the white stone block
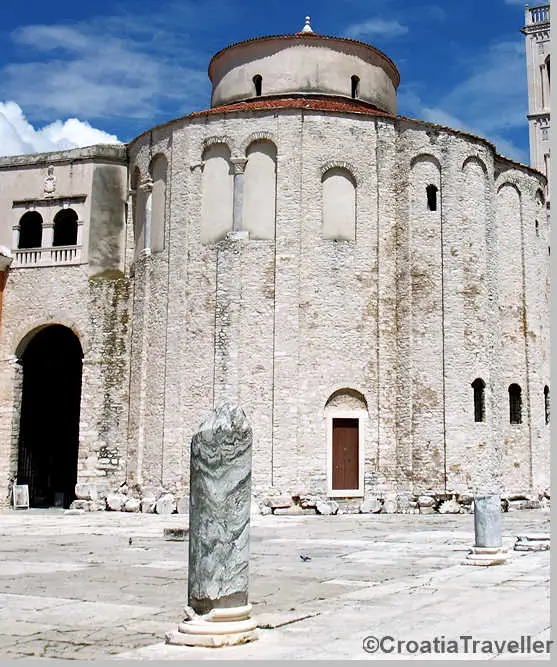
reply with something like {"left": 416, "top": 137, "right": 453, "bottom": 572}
{"left": 124, "top": 498, "right": 141, "bottom": 512}
{"left": 141, "top": 497, "right": 157, "bottom": 513}
{"left": 106, "top": 493, "right": 126, "bottom": 511}
{"left": 156, "top": 493, "right": 176, "bottom": 515}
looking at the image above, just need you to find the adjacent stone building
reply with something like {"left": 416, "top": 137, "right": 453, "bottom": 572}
{"left": 522, "top": 1, "right": 551, "bottom": 182}
{"left": 0, "top": 19, "right": 550, "bottom": 511}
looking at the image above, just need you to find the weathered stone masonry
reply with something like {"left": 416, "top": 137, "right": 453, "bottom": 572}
{"left": 0, "top": 27, "right": 550, "bottom": 512}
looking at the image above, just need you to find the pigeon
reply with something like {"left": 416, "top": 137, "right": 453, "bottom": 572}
{"left": 299, "top": 554, "right": 311, "bottom": 562}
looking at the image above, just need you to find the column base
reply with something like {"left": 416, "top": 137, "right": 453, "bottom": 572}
{"left": 165, "top": 604, "right": 257, "bottom": 648}
{"left": 463, "top": 546, "right": 508, "bottom": 566}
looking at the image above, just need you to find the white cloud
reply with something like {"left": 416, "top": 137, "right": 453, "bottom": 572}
{"left": 0, "top": 1, "right": 221, "bottom": 121}
{"left": 398, "top": 38, "right": 528, "bottom": 163}
{"left": 344, "top": 19, "right": 409, "bottom": 40}
{"left": 0, "top": 101, "right": 119, "bottom": 157}
{"left": 441, "top": 41, "right": 527, "bottom": 133}
{"left": 2, "top": 23, "right": 208, "bottom": 120}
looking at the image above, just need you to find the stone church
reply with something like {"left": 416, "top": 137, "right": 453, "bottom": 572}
{"left": 0, "top": 15, "right": 550, "bottom": 512}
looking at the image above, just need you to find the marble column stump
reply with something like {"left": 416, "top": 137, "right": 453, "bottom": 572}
{"left": 166, "top": 403, "right": 257, "bottom": 647}
{"left": 464, "top": 494, "right": 508, "bottom": 566}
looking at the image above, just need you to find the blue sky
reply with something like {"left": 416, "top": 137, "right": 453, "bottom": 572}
{"left": 0, "top": 0, "right": 534, "bottom": 163}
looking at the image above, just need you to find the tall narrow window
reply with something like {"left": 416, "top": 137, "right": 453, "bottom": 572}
{"left": 426, "top": 184, "right": 438, "bottom": 211}
{"left": 18, "top": 211, "right": 43, "bottom": 249}
{"left": 509, "top": 384, "right": 522, "bottom": 424}
{"left": 253, "top": 74, "right": 262, "bottom": 97}
{"left": 472, "top": 378, "right": 485, "bottom": 422}
{"left": 351, "top": 75, "right": 360, "bottom": 99}
{"left": 535, "top": 219, "right": 540, "bottom": 237}
{"left": 544, "top": 385, "right": 550, "bottom": 424}
{"left": 53, "top": 209, "right": 78, "bottom": 246}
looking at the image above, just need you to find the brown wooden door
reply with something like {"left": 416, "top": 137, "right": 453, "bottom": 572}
{"left": 332, "top": 418, "right": 359, "bottom": 491}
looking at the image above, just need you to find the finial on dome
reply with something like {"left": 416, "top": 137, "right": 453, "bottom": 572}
{"left": 301, "top": 16, "right": 313, "bottom": 33}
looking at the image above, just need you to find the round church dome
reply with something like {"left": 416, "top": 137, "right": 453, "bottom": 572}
{"left": 208, "top": 18, "right": 400, "bottom": 113}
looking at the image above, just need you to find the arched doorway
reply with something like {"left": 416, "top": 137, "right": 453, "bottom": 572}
{"left": 16, "top": 325, "right": 83, "bottom": 508}
{"left": 325, "top": 388, "right": 367, "bottom": 497}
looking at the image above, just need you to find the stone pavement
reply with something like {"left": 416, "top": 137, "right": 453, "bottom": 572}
{"left": 0, "top": 508, "right": 550, "bottom": 660}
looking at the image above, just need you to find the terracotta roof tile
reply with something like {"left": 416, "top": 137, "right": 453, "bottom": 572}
{"left": 188, "top": 96, "right": 395, "bottom": 118}
{"left": 131, "top": 97, "right": 542, "bottom": 179}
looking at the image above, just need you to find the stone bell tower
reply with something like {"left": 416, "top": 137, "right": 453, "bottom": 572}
{"left": 522, "top": 2, "right": 551, "bottom": 182}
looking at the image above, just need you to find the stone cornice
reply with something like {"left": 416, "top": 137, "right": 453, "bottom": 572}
{"left": 521, "top": 24, "right": 550, "bottom": 35}
{"left": 12, "top": 194, "right": 88, "bottom": 208}
{"left": 0, "top": 144, "right": 127, "bottom": 170}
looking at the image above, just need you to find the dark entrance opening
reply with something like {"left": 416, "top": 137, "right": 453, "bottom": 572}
{"left": 17, "top": 325, "right": 83, "bottom": 508}
{"left": 332, "top": 417, "right": 359, "bottom": 491}
{"left": 53, "top": 208, "right": 78, "bottom": 246}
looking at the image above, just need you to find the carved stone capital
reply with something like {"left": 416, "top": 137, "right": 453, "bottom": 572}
{"left": 230, "top": 157, "right": 248, "bottom": 175}
{"left": 139, "top": 178, "right": 154, "bottom": 193}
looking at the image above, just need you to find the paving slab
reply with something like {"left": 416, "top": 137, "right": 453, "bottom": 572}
{"left": 0, "top": 508, "right": 550, "bottom": 660}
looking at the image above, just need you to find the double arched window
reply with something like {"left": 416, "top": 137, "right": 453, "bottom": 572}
{"left": 17, "top": 207, "right": 80, "bottom": 255}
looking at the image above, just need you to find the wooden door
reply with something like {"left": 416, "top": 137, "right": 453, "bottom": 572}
{"left": 332, "top": 418, "right": 359, "bottom": 491}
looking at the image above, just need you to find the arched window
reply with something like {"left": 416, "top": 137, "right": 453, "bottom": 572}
{"left": 472, "top": 378, "right": 485, "bottom": 422}
{"left": 322, "top": 167, "right": 356, "bottom": 240}
{"left": 351, "top": 75, "right": 360, "bottom": 99}
{"left": 544, "top": 385, "right": 550, "bottom": 424}
{"left": 18, "top": 212, "right": 43, "bottom": 249}
{"left": 426, "top": 184, "right": 438, "bottom": 211}
{"left": 253, "top": 74, "right": 262, "bottom": 97}
{"left": 53, "top": 209, "right": 78, "bottom": 246}
{"left": 508, "top": 384, "right": 522, "bottom": 424}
